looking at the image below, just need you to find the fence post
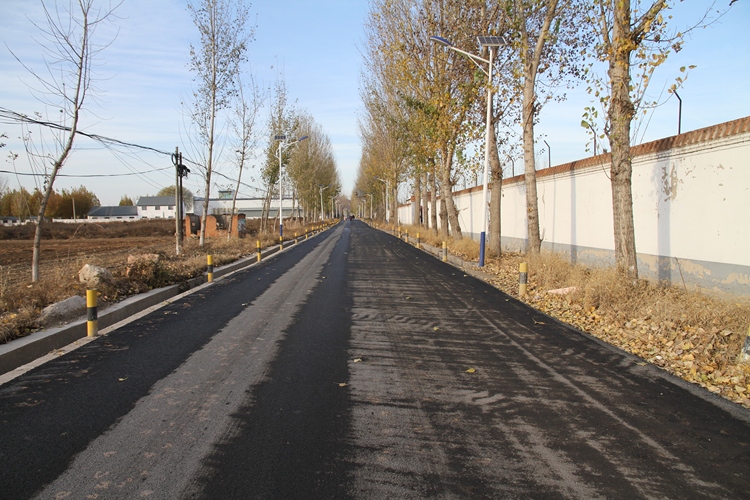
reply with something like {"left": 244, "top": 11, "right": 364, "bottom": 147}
{"left": 86, "top": 289, "right": 98, "bottom": 337}
{"left": 519, "top": 262, "right": 528, "bottom": 296}
{"left": 207, "top": 255, "right": 214, "bottom": 282}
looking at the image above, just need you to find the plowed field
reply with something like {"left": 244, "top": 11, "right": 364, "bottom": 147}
{"left": 0, "top": 237, "right": 175, "bottom": 288}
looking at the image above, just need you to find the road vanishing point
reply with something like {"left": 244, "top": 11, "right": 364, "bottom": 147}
{"left": 1, "top": 220, "right": 748, "bottom": 499}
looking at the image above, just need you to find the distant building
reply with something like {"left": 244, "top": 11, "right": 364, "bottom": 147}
{"left": 87, "top": 206, "right": 138, "bottom": 220}
{"left": 136, "top": 196, "right": 184, "bottom": 219}
{"left": 193, "top": 192, "right": 296, "bottom": 219}
{"left": 0, "top": 216, "right": 20, "bottom": 226}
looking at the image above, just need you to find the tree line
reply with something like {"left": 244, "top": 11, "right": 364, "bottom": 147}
{"left": 0, "top": 185, "right": 99, "bottom": 220}
{"left": 356, "top": 0, "right": 729, "bottom": 279}
{"left": 6, "top": 0, "right": 343, "bottom": 280}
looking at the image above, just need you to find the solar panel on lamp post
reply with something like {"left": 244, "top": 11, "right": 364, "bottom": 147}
{"left": 430, "top": 35, "right": 504, "bottom": 267}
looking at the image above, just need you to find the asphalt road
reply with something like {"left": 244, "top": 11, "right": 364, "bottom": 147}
{"left": 1, "top": 220, "right": 748, "bottom": 499}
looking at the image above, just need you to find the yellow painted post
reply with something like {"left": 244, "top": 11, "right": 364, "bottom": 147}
{"left": 207, "top": 254, "right": 214, "bottom": 282}
{"left": 442, "top": 241, "right": 447, "bottom": 262}
{"left": 305, "top": 231, "right": 309, "bottom": 240}
{"left": 86, "top": 289, "right": 98, "bottom": 337}
{"left": 295, "top": 232, "right": 298, "bottom": 244}
{"left": 279, "top": 235, "right": 283, "bottom": 251}
{"left": 404, "top": 229, "right": 408, "bottom": 243}
{"left": 256, "top": 241, "right": 262, "bottom": 262}
{"left": 398, "top": 226, "right": 401, "bottom": 238}
{"left": 416, "top": 232, "right": 420, "bottom": 249}
{"left": 519, "top": 262, "right": 528, "bottom": 297}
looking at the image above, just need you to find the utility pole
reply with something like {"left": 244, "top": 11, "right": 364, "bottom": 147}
{"left": 172, "top": 147, "right": 190, "bottom": 255}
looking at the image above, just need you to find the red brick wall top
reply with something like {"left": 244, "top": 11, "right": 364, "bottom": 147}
{"left": 399, "top": 115, "right": 750, "bottom": 203}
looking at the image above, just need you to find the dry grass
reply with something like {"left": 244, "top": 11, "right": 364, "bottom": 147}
{"left": 0, "top": 219, "right": 332, "bottom": 344}
{"left": 392, "top": 223, "right": 750, "bottom": 409}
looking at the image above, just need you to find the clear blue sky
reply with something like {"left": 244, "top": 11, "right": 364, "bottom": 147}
{"left": 1, "top": 0, "right": 747, "bottom": 206}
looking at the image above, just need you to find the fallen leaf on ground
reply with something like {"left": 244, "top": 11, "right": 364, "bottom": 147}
{"left": 466, "top": 368, "right": 476, "bottom": 373}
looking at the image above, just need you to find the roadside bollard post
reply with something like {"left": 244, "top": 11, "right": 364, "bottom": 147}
{"left": 295, "top": 232, "right": 298, "bottom": 244}
{"left": 279, "top": 235, "right": 283, "bottom": 251}
{"left": 256, "top": 241, "right": 262, "bottom": 262}
{"left": 305, "top": 231, "right": 309, "bottom": 240}
{"left": 739, "top": 325, "right": 750, "bottom": 363}
{"left": 207, "top": 254, "right": 214, "bottom": 282}
{"left": 442, "top": 241, "right": 447, "bottom": 262}
{"left": 519, "top": 262, "right": 528, "bottom": 297}
{"left": 416, "top": 232, "right": 420, "bottom": 249}
{"left": 404, "top": 230, "right": 408, "bottom": 243}
{"left": 86, "top": 289, "right": 98, "bottom": 337}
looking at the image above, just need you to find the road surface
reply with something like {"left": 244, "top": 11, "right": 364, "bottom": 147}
{"left": 1, "top": 220, "right": 748, "bottom": 499}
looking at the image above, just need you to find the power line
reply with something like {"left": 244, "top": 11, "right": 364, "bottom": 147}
{"left": 0, "top": 167, "right": 171, "bottom": 178}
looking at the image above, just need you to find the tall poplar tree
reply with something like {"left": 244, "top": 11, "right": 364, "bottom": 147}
{"left": 188, "top": 0, "right": 253, "bottom": 247}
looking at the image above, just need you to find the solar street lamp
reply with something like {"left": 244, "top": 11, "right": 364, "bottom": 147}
{"left": 276, "top": 135, "right": 308, "bottom": 237}
{"left": 431, "top": 35, "right": 504, "bottom": 267}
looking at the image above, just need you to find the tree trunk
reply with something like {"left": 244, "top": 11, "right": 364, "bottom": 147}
{"left": 414, "top": 173, "right": 422, "bottom": 227}
{"left": 420, "top": 172, "right": 428, "bottom": 229}
{"left": 439, "top": 193, "right": 449, "bottom": 237}
{"left": 440, "top": 148, "right": 462, "bottom": 239}
{"left": 488, "top": 120, "right": 502, "bottom": 257}
{"left": 430, "top": 165, "right": 438, "bottom": 231}
{"left": 199, "top": 79, "right": 218, "bottom": 248}
{"left": 522, "top": 78, "right": 541, "bottom": 254}
{"left": 608, "top": 1, "right": 639, "bottom": 279}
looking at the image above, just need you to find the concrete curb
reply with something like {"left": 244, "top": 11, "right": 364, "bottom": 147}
{"left": 0, "top": 230, "right": 331, "bottom": 377}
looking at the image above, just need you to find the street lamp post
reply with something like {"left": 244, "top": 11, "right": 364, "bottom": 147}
{"left": 275, "top": 135, "right": 309, "bottom": 237}
{"left": 374, "top": 177, "right": 389, "bottom": 224}
{"left": 319, "top": 184, "right": 331, "bottom": 221}
{"left": 431, "top": 35, "right": 503, "bottom": 267}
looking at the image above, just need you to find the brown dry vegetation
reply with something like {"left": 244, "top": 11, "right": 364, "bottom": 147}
{"left": 389, "top": 223, "right": 750, "bottom": 410}
{"left": 0, "top": 218, "right": 329, "bottom": 345}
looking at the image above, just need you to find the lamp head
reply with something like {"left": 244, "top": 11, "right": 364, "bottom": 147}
{"left": 430, "top": 36, "right": 453, "bottom": 47}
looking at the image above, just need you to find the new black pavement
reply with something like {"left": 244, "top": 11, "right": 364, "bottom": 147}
{"left": 1, "top": 220, "right": 749, "bottom": 498}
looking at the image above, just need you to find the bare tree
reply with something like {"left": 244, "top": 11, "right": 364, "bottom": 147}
{"left": 188, "top": 0, "right": 253, "bottom": 248}
{"left": 227, "top": 72, "right": 263, "bottom": 239}
{"left": 586, "top": 0, "right": 726, "bottom": 278}
{"left": 507, "top": 0, "right": 585, "bottom": 254}
{"left": 7, "top": 0, "right": 120, "bottom": 282}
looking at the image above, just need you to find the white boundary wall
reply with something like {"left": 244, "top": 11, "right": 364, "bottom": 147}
{"left": 398, "top": 117, "right": 750, "bottom": 295}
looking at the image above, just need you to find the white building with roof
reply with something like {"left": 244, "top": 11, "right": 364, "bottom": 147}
{"left": 136, "top": 196, "right": 184, "bottom": 219}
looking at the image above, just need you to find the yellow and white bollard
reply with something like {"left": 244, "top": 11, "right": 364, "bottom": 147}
{"left": 86, "top": 289, "right": 98, "bottom": 337}
{"left": 519, "top": 262, "right": 528, "bottom": 297}
{"left": 207, "top": 254, "right": 214, "bottom": 282}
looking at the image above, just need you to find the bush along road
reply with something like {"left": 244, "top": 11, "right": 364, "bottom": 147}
{"left": 0, "top": 219, "right": 748, "bottom": 498}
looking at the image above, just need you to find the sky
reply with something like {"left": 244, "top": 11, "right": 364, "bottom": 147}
{"left": 0, "top": 0, "right": 748, "bottom": 207}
